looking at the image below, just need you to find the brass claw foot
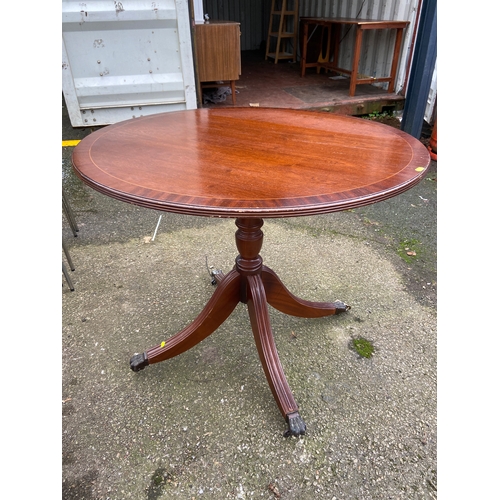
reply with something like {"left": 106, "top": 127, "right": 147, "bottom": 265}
{"left": 284, "top": 411, "right": 306, "bottom": 437}
{"left": 130, "top": 352, "right": 149, "bottom": 372}
{"left": 333, "top": 300, "right": 351, "bottom": 313}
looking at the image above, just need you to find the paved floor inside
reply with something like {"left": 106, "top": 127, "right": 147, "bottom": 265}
{"left": 199, "top": 50, "right": 404, "bottom": 113}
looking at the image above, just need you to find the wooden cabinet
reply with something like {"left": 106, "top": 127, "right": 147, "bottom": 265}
{"left": 195, "top": 21, "right": 241, "bottom": 104}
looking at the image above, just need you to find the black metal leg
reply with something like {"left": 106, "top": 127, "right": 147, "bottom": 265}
{"left": 63, "top": 189, "right": 79, "bottom": 237}
{"left": 62, "top": 240, "right": 75, "bottom": 271}
{"left": 62, "top": 262, "right": 75, "bottom": 291}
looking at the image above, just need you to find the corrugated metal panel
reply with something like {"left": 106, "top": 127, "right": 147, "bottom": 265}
{"left": 204, "top": 0, "right": 269, "bottom": 51}
{"left": 62, "top": 0, "right": 197, "bottom": 127}
{"left": 202, "top": 0, "right": 435, "bottom": 112}
{"left": 299, "top": 0, "right": 421, "bottom": 94}
{"left": 203, "top": 1, "right": 423, "bottom": 95}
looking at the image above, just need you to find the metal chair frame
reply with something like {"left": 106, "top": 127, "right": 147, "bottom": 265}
{"left": 62, "top": 189, "right": 78, "bottom": 291}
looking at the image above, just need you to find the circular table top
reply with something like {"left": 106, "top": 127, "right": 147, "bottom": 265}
{"left": 72, "top": 108, "right": 430, "bottom": 218}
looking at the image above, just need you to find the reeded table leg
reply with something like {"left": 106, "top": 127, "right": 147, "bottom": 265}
{"left": 262, "top": 265, "right": 350, "bottom": 318}
{"left": 130, "top": 269, "right": 241, "bottom": 371}
{"left": 247, "top": 274, "right": 306, "bottom": 437}
{"left": 130, "top": 217, "right": 350, "bottom": 436}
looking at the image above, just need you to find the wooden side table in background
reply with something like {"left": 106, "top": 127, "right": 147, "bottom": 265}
{"left": 195, "top": 21, "right": 241, "bottom": 105}
{"left": 300, "top": 18, "right": 409, "bottom": 97}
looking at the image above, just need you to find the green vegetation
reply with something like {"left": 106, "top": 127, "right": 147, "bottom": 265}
{"left": 397, "top": 238, "right": 421, "bottom": 263}
{"left": 361, "top": 110, "right": 394, "bottom": 120}
{"left": 350, "top": 337, "right": 375, "bottom": 358}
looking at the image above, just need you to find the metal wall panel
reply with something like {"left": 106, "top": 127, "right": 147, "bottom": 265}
{"left": 204, "top": 0, "right": 269, "bottom": 51}
{"left": 203, "top": 1, "right": 422, "bottom": 95}
{"left": 201, "top": 1, "right": 435, "bottom": 116}
{"left": 62, "top": 0, "right": 197, "bottom": 127}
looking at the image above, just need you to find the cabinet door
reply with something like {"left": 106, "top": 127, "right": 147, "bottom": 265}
{"left": 195, "top": 23, "right": 241, "bottom": 82}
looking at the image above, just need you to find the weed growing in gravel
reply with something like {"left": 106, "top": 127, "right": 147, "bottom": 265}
{"left": 350, "top": 337, "right": 375, "bottom": 358}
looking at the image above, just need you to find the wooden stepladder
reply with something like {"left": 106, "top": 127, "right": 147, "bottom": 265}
{"left": 265, "top": 0, "right": 299, "bottom": 63}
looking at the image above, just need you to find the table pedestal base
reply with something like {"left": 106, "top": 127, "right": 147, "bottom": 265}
{"left": 130, "top": 218, "right": 350, "bottom": 436}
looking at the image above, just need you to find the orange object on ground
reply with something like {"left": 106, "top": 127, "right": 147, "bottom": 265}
{"left": 427, "top": 118, "right": 437, "bottom": 160}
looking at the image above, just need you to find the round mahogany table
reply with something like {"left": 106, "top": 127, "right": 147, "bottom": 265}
{"left": 72, "top": 108, "right": 430, "bottom": 437}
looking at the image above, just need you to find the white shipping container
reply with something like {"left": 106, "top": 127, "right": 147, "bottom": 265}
{"left": 62, "top": 0, "right": 197, "bottom": 127}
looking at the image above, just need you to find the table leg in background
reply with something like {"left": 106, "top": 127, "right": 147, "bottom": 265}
{"left": 388, "top": 28, "right": 405, "bottom": 93}
{"left": 349, "top": 26, "right": 364, "bottom": 96}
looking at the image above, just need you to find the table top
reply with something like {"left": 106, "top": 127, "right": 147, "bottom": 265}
{"left": 72, "top": 108, "right": 430, "bottom": 218}
{"left": 301, "top": 17, "right": 409, "bottom": 28}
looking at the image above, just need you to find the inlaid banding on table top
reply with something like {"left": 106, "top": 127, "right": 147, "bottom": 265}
{"left": 72, "top": 108, "right": 430, "bottom": 217}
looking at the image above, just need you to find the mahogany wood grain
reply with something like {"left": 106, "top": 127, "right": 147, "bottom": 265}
{"left": 74, "top": 108, "right": 429, "bottom": 437}
{"left": 247, "top": 274, "right": 300, "bottom": 419}
{"left": 262, "top": 266, "right": 347, "bottom": 318}
{"left": 144, "top": 269, "right": 241, "bottom": 365}
{"left": 72, "top": 108, "right": 429, "bottom": 218}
